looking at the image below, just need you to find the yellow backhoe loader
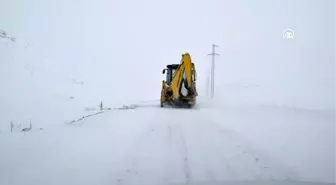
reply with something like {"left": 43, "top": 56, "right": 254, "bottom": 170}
{"left": 160, "top": 52, "right": 198, "bottom": 108}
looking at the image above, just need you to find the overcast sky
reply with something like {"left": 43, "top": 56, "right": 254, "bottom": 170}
{"left": 0, "top": 0, "right": 335, "bottom": 110}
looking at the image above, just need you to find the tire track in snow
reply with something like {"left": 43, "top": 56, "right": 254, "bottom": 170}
{"left": 180, "top": 129, "right": 192, "bottom": 185}
{"left": 195, "top": 111, "right": 297, "bottom": 181}
{"left": 103, "top": 105, "right": 295, "bottom": 184}
{"left": 168, "top": 121, "right": 192, "bottom": 185}
{"left": 205, "top": 118, "right": 272, "bottom": 180}
{"left": 163, "top": 107, "right": 254, "bottom": 184}
{"left": 173, "top": 110, "right": 243, "bottom": 181}
{"left": 109, "top": 108, "right": 184, "bottom": 185}
{"left": 168, "top": 107, "right": 293, "bottom": 182}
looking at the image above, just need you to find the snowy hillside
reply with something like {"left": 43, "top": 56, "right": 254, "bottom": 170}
{"left": 0, "top": 0, "right": 335, "bottom": 185}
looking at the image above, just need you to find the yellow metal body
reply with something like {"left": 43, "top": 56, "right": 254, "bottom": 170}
{"left": 160, "top": 52, "right": 198, "bottom": 108}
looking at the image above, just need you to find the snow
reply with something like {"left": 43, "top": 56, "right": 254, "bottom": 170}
{"left": 0, "top": 99, "right": 334, "bottom": 185}
{"left": 0, "top": 0, "right": 335, "bottom": 184}
{"left": 201, "top": 100, "right": 335, "bottom": 183}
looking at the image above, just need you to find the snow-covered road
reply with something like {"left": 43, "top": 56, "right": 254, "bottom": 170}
{"left": 1, "top": 101, "right": 334, "bottom": 185}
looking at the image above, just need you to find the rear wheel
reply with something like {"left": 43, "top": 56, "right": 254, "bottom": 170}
{"left": 187, "top": 103, "right": 195, "bottom": 108}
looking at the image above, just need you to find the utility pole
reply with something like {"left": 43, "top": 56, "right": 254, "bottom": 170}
{"left": 207, "top": 44, "right": 219, "bottom": 98}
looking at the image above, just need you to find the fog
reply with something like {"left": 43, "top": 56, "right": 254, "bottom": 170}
{"left": 0, "top": 1, "right": 335, "bottom": 184}
{"left": 1, "top": 0, "right": 334, "bottom": 113}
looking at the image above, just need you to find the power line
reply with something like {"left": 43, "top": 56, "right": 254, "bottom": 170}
{"left": 207, "top": 44, "right": 219, "bottom": 98}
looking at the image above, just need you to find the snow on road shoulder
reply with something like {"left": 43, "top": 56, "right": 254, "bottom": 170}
{"left": 0, "top": 108, "right": 155, "bottom": 185}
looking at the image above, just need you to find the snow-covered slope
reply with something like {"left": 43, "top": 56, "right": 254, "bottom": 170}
{"left": 0, "top": 37, "right": 95, "bottom": 129}
{"left": 0, "top": 33, "right": 161, "bottom": 130}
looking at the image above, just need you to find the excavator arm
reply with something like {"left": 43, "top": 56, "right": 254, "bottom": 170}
{"left": 170, "top": 53, "right": 195, "bottom": 99}
{"left": 160, "top": 52, "right": 198, "bottom": 108}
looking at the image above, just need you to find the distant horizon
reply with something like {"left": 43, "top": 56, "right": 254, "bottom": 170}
{"left": 1, "top": 0, "right": 335, "bottom": 111}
